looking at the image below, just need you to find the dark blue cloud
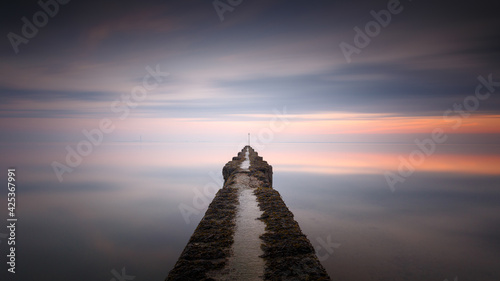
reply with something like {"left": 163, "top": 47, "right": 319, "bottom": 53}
{"left": 1, "top": 0, "right": 499, "bottom": 119}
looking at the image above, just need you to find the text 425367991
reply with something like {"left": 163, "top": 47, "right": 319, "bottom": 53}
{"left": 7, "top": 168, "right": 17, "bottom": 274}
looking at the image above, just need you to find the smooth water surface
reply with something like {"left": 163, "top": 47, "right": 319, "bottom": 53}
{"left": 0, "top": 142, "right": 499, "bottom": 280}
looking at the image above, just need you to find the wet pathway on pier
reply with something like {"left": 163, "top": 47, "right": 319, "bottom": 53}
{"left": 224, "top": 147, "right": 266, "bottom": 280}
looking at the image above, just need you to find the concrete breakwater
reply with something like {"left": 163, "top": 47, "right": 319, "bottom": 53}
{"left": 166, "top": 146, "right": 330, "bottom": 280}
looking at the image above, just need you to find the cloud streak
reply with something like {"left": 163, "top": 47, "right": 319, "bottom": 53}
{"left": 0, "top": 0, "right": 499, "bottom": 140}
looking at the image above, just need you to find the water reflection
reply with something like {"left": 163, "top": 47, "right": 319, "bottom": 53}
{"left": 278, "top": 171, "right": 500, "bottom": 281}
{"left": 263, "top": 143, "right": 500, "bottom": 175}
{"left": 0, "top": 142, "right": 499, "bottom": 280}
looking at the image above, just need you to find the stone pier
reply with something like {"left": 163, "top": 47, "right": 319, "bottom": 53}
{"left": 166, "top": 146, "right": 330, "bottom": 280}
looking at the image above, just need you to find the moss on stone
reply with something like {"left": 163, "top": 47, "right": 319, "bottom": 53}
{"left": 167, "top": 146, "right": 330, "bottom": 280}
{"left": 249, "top": 149, "right": 331, "bottom": 281}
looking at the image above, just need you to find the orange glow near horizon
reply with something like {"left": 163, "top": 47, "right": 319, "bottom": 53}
{"left": 283, "top": 114, "right": 500, "bottom": 135}
{"left": 139, "top": 113, "right": 500, "bottom": 137}
{"left": 2, "top": 113, "right": 500, "bottom": 140}
{"left": 266, "top": 149, "right": 500, "bottom": 176}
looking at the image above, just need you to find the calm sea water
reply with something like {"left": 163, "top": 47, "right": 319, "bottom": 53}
{"left": 0, "top": 142, "right": 499, "bottom": 281}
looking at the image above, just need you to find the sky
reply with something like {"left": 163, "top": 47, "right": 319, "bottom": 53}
{"left": 1, "top": 0, "right": 500, "bottom": 143}
{"left": 1, "top": 2, "right": 500, "bottom": 280}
